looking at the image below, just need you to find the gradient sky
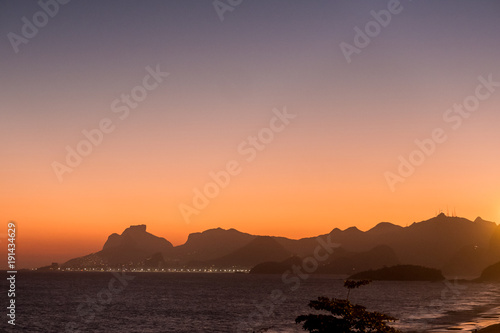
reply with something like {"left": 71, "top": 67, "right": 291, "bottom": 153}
{"left": 1, "top": 0, "right": 499, "bottom": 269}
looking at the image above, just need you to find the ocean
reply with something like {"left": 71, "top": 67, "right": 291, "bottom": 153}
{"left": 2, "top": 272, "right": 499, "bottom": 332}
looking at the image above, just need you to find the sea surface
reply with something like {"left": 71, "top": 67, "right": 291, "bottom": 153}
{"left": 1, "top": 272, "right": 500, "bottom": 333}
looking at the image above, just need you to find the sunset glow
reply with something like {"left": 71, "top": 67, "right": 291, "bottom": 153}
{"left": 1, "top": 0, "right": 499, "bottom": 270}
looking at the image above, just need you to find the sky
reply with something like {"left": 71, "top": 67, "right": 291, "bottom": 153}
{"left": 1, "top": 0, "right": 500, "bottom": 269}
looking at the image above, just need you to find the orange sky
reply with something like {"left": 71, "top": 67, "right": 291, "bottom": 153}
{"left": 1, "top": 1, "right": 500, "bottom": 269}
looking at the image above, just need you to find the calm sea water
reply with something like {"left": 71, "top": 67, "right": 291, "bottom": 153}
{"left": 2, "top": 272, "right": 499, "bottom": 332}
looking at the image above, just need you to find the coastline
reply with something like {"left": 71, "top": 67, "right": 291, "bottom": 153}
{"left": 455, "top": 305, "right": 500, "bottom": 333}
{"left": 429, "top": 305, "right": 500, "bottom": 333}
{"left": 466, "top": 306, "right": 500, "bottom": 333}
{"left": 479, "top": 324, "right": 500, "bottom": 333}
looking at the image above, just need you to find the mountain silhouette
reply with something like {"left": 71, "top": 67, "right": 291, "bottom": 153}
{"left": 367, "top": 222, "right": 404, "bottom": 235}
{"left": 103, "top": 224, "right": 173, "bottom": 253}
{"left": 59, "top": 214, "right": 499, "bottom": 278}
{"left": 321, "top": 213, "right": 498, "bottom": 277}
{"left": 62, "top": 225, "right": 172, "bottom": 268}
{"left": 249, "top": 245, "right": 399, "bottom": 275}
{"left": 173, "top": 228, "right": 255, "bottom": 263}
{"left": 249, "top": 256, "right": 304, "bottom": 274}
{"left": 317, "top": 245, "right": 400, "bottom": 274}
{"left": 209, "top": 236, "right": 292, "bottom": 267}
{"left": 477, "top": 261, "right": 500, "bottom": 281}
{"left": 348, "top": 264, "right": 445, "bottom": 281}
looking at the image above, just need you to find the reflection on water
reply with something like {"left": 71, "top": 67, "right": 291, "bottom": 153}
{"left": 5, "top": 272, "right": 500, "bottom": 333}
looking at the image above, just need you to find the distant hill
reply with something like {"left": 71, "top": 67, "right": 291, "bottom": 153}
{"left": 489, "top": 225, "right": 500, "bottom": 256}
{"left": 367, "top": 222, "right": 404, "bottom": 235}
{"left": 249, "top": 245, "right": 399, "bottom": 275}
{"left": 324, "top": 214, "right": 498, "bottom": 278}
{"left": 477, "top": 261, "right": 500, "bottom": 281}
{"left": 349, "top": 265, "right": 445, "bottom": 281}
{"left": 172, "top": 228, "right": 255, "bottom": 262}
{"left": 62, "top": 225, "right": 172, "bottom": 268}
{"left": 103, "top": 224, "right": 173, "bottom": 253}
{"left": 57, "top": 214, "right": 499, "bottom": 278}
{"left": 249, "top": 256, "right": 303, "bottom": 274}
{"left": 317, "top": 245, "right": 399, "bottom": 274}
{"left": 273, "top": 235, "right": 327, "bottom": 257}
{"left": 210, "top": 236, "right": 292, "bottom": 268}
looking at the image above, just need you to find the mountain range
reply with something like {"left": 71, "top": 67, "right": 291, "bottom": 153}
{"left": 60, "top": 213, "right": 500, "bottom": 279}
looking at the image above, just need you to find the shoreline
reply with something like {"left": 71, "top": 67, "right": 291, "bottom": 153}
{"left": 453, "top": 306, "right": 499, "bottom": 333}
{"left": 427, "top": 305, "right": 500, "bottom": 333}
{"left": 463, "top": 306, "right": 500, "bottom": 333}
{"left": 478, "top": 324, "right": 500, "bottom": 333}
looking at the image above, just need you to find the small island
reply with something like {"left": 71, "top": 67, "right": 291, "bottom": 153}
{"left": 348, "top": 264, "right": 445, "bottom": 281}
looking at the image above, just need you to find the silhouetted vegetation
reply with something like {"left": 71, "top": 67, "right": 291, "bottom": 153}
{"left": 296, "top": 280, "right": 401, "bottom": 333}
{"left": 344, "top": 279, "right": 371, "bottom": 300}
